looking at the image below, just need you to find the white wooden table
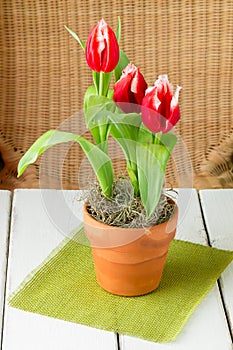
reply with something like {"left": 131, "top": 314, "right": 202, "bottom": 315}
{"left": 0, "top": 189, "right": 232, "bottom": 350}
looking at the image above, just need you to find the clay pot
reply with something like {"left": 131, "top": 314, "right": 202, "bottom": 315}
{"left": 83, "top": 201, "right": 178, "bottom": 296}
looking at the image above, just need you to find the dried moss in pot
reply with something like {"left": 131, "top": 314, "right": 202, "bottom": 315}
{"left": 86, "top": 179, "right": 176, "bottom": 228}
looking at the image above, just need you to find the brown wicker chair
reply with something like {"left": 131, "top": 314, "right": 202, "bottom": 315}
{"left": 1, "top": 0, "right": 233, "bottom": 190}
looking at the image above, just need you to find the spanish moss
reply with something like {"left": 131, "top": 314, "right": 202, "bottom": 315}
{"left": 85, "top": 179, "right": 176, "bottom": 228}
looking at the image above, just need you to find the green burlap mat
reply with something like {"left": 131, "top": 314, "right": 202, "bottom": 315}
{"left": 8, "top": 228, "right": 233, "bottom": 343}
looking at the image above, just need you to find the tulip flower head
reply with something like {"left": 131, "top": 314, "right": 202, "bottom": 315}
{"left": 142, "top": 75, "right": 182, "bottom": 133}
{"left": 85, "top": 18, "right": 120, "bottom": 73}
{"left": 113, "top": 63, "right": 147, "bottom": 112}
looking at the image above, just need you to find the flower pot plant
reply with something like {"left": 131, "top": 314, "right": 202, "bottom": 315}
{"left": 18, "top": 18, "right": 182, "bottom": 296}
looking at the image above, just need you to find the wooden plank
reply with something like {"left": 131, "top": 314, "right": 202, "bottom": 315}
{"left": 0, "top": 190, "right": 11, "bottom": 347}
{"left": 2, "top": 189, "right": 117, "bottom": 350}
{"left": 120, "top": 188, "right": 232, "bottom": 349}
{"left": 199, "top": 189, "right": 233, "bottom": 338}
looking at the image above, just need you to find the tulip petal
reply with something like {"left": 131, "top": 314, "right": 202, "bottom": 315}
{"left": 167, "top": 85, "right": 182, "bottom": 132}
{"left": 168, "top": 104, "right": 181, "bottom": 130}
{"left": 171, "top": 85, "right": 182, "bottom": 106}
{"left": 141, "top": 105, "right": 162, "bottom": 133}
{"left": 114, "top": 74, "right": 134, "bottom": 103}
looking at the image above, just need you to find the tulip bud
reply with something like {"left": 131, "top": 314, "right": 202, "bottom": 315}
{"left": 142, "top": 75, "right": 182, "bottom": 133}
{"left": 113, "top": 63, "right": 147, "bottom": 113}
{"left": 85, "top": 18, "right": 119, "bottom": 73}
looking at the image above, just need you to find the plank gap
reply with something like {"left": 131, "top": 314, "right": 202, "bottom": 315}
{"left": 116, "top": 333, "right": 121, "bottom": 350}
{"left": 217, "top": 280, "right": 233, "bottom": 343}
{"left": 197, "top": 191, "right": 212, "bottom": 247}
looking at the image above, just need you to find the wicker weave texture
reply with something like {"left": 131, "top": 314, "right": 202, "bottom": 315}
{"left": 1, "top": 0, "right": 233, "bottom": 189}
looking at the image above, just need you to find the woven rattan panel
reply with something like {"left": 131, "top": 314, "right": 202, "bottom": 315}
{"left": 1, "top": 0, "right": 233, "bottom": 190}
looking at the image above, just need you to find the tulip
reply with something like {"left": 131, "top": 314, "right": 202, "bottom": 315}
{"left": 142, "top": 75, "right": 182, "bottom": 133}
{"left": 113, "top": 63, "right": 147, "bottom": 112}
{"left": 85, "top": 18, "right": 119, "bottom": 73}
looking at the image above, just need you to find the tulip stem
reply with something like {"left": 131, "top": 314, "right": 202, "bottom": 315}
{"left": 153, "top": 132, "right": 161, "bottom": 145}
{"left": 99, "top": 72, "right": 104, "bottom": 96}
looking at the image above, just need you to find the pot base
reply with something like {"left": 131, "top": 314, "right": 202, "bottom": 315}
{"left": 92, "top": 249, "right": 168, "bottom": 296}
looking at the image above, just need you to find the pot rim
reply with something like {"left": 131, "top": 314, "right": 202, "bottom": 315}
{"left": 83, "top": 198, "right": 178, "bottom": 248}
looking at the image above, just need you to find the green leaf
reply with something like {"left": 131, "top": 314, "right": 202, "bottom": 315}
{"left": 109, "top": 113, "right": 142, "bottom": 194}
{"left": 85, "top": 96, "right": 115, "bottom": 150}
{"left": 92, "top": 71, "right": 100, "bottom": 92}
{"left": 137, "top": 124, "right": 154, "bottom": 144}
{"left": 107, "top": 89, "right": 114, "bottom": 100}
{"left": 109, "top": 112, "right": 141, "bottom": 164}
{"left": 136, "top": 143, "right": 172, "bottom": 218}
{"left": 84, "top": 85, "right": 97, "bottom": 113}
{"left": 114, "top": 49, "right": 130, "bottom": 82}
{"left": 18, "top": 130, "right": 113, "bottom": 198}
{"left": 116, "top": 17, "right": 121, "bottom": 44}
{"left": 102, "top": 72, "right": 112, "bottom": 96}
{"left": 64, "top": 25, "right": 86, "bottom": 50}
{"left": 159, "top": 132, "right": 177, "bottom": 153}
{"left": 109, "top": 112, "right": 141, "bottom": 141}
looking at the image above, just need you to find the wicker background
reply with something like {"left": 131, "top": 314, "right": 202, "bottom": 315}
{"left": 1, "top": 0, "right": 233, "bottom": 190}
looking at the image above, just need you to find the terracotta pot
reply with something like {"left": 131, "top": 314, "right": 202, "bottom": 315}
{"left": 83, "top": 201, "right": 178, "bottom": 296}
